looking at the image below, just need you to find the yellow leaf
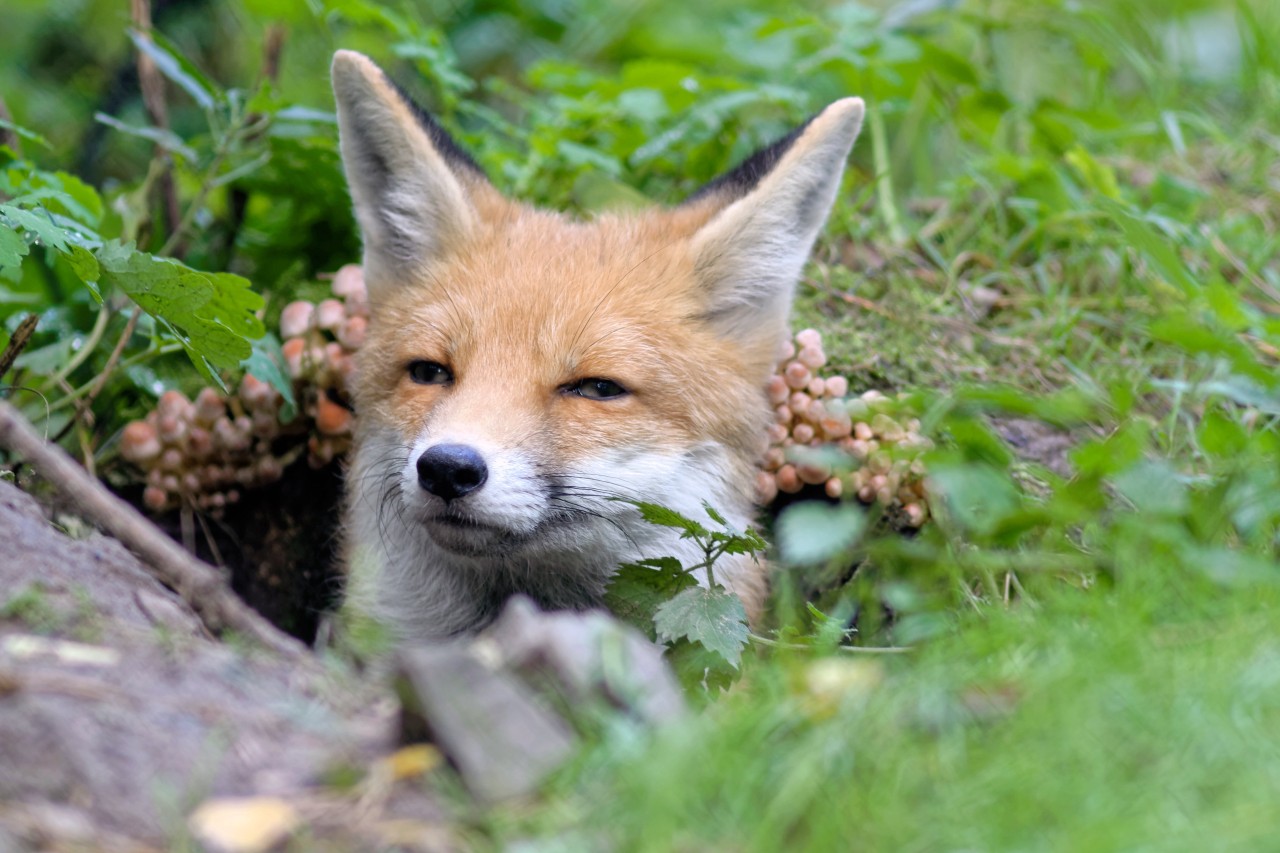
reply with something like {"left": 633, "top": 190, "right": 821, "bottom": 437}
{"left": 799, "top": 658, "right": 884, "bottom": 720}
{"left": 188, "top": 797, "right": 300, "bottom": 853}
{"left": 384, "top": 744, "right": 443, "bottom": 781}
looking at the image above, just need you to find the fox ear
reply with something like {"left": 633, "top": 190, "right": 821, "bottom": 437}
{"left": 687, "top": 98, "right": 865, "bottom": 350}
{"left": 331, "top": 50, "right": 489, "bottom": 291}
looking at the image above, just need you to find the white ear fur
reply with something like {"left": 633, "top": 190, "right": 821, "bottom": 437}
{"left": 690, "top": 98, "right": 865, "bottom": 345}
{"left": 331, "top": 50, "right": 477, "bottom": 290}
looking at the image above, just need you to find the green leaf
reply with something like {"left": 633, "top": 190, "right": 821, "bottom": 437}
{"left": 624, "top": 500, "right": 710, "bottom": 539}
{"left": 654, "top": 586, "right": 750, "bottom": 668}
{"left": 127, "top": 29, "right": 218, "bottom": 110}
{"left": 96, "top": 240, "right": 263, "bottom": 374}
{"left": 1193, "top": 546, "right": 1280, "bottom": 588}
{"left": 94, "top": 112, "right": 197, "bottom": 162}
{"left": 0, "top": 119, "right": 51, "bottom": 149}
{"left": 604, "top": 558, "right": 698, "bottom": 638}
{"left": 0, "top": 203, "right": 71, "bottom": 251}
{"left": 63, "top": 245, "right": 102, "bottom": 301}
{"left": 666, "top": 638, "right": 739, "bottom": 695}
{"left": 776, "top": 501, "right": 866, "bottom": 565}
{"left": 1112, "top": 460, "right": 1189, "bottom": 516}
{"left": 204, "top": 272, "right": 266, "bottom": 339}
{"left": 1065, "top": 145, "right": 1121, "bottom": 200}
{"left": 1098, "top": 198, "right": 1197, "bottom": 295}
{"left": 716, "top": 528, "right": 767, "bottom": 556}
{"left": 928, "top": 464, "right": 1023, "bottom": 537}
{"left": 0, "top": 226, "right": 29, "bottom": 271}
{"left": 243, "top": 333, "right": 297, "bottom": 422}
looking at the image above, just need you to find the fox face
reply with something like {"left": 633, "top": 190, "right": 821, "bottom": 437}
{"left": 331, "top": 51, "right": 863, "bottom": 640}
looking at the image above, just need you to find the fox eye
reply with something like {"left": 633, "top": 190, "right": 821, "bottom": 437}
{"left": 407, "top": 360, "right": 453, "bottom": 385}
{"left": 570, "top": 378, "right": 628, "bottom": 400}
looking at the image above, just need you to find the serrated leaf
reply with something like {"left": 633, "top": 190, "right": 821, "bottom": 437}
{"left": 205, "top": 272, "right": 266, "bottom": 338}
{"left": 604, "top": 558, "right": 698, "bottom": 637}
{"left": 625, "top": 500, "right": 709, "bottom": 538}
{"left": 703, "top": 503, "right": 728, "bottom": 526}
{"left": 243, "top": 334, "right": 297, "bottom": 422}
{"left": 717, "top": 529, "right": 767, "bottom": 556}
{"left": 64, "top": 244, "right": 99, "bottom": 280}
{"left": 666, "top": 638, "right": 739, "bottom": 695}
{"left": 654, "top": 586, "right": 749, "bottom": 668}
{"left": 97, "top": 240, "right": 262, "bottom": 374}
{"left": 0, "top": 226, "right": 29, "bottom": 271}
{"left": 0, "top": 203, "right": 71, "bottom": 251}
{"left": 776, "top": 501, "right": 866, "bottom": 565}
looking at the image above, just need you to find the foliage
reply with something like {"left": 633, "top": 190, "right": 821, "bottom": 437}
{"left": 2, "top": 0, "right": 1280, "bottom": 847}
{"left": 605, "top": 501, "right": 765, "bottom": 681}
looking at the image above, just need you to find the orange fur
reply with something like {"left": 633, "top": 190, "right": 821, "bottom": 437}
{"left": 331, "top": 50, "right": 862, "bottom": 639}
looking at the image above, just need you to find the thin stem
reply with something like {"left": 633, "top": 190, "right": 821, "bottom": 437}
{"left": 44, "top": 340, "right": 183, "bottom": 416}
{"left": 702, "top": 540, "right": 718, "bottom": 588}
{"left": 749, "top": 634, "right": 912, "bottom": 654}
{"left": 158, "top": 113, "right": 268, "bottom": 258}
{"left": 47, "top": 302, "right": 111, "bottom": 388}
{"left": 84, "top": 307, "right": 141, "bottom": 406}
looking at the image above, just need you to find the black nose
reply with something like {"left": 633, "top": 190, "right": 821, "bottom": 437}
{"left": 416, "top": 444, "right": 488, "bottom": 501}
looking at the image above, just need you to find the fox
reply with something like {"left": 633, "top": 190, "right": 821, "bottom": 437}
{"left": 330, "top": 50, "right": 864, "bottom": 642}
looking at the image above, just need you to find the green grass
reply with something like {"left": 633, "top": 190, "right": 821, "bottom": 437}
{"left": 3, "top": 0, "right": 1280, "bottom": 848}
{"left": 477, "top": 2, "right": 1279, "bottom": 847}
{"left": 545, "top": 570, "right": 1280, "bottom": 851}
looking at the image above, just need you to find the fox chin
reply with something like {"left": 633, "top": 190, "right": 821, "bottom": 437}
{"left": 330, "top": 50, "right": 864, "bottom": 642}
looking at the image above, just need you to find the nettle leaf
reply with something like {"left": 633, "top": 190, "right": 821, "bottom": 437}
{"left": 0, "top": 226, "right": 29, "bottom": 271}
{"left": 626, "top": 500, "right": 710, "bottom": 539}
{"left": 97, "top": 240, "right": 263, "bottom": 374}
{"left": 666, "top": 638, "right": 739, "bottom": 695}
{"left": 605, "top": 558, "right": 698, "bottom": 638}
{"left": 205, "top": 272, "right": 266, "bottom": 339}
{"left": 776, "top": 501, "right": 866, "bottom": 565}
{"left": 654, "top": 586, "right": 750, "bottom": 668}
{"left": 0, "top": 203, "right": 72, "bottom": 252}
{"left": 14, "top": 171, "right": 104, "bottom": 225}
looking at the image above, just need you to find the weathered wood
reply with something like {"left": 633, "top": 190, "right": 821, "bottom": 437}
{"left": 396, "top": 643, "right": 577, "bottom": 803}
{"left": 0, "top": 480, "right": 407, "bottom": 849}
{"left": 485, "top": 597, "right": 686, "bottom": 725}
{"left": 0, "top": 401, "right": 310, "bottom": 662}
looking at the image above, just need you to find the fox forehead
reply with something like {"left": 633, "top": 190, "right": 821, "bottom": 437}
{"left": 353, "top": 204, "right": 771, "bottom": 461}
{"left": 367, "top": 201, "right": 742, "bottom": 381}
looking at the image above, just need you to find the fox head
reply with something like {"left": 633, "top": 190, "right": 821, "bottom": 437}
{"left": 331, "top": 50, "right": 863, "bottom": 638}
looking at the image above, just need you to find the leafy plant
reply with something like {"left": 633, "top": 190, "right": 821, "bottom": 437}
{"left": 605, "top": 501, "right": 765, "bottom": 681}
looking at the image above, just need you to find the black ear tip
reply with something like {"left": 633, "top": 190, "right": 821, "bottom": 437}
{"left": 381, "top": 78, "right": 488, "bottom": 180}
{"left": 684, "top": 116, "right": 815, "bottom": 205}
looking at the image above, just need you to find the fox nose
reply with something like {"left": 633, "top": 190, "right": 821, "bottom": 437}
{"left": 416, "top": 444, "right": 488, "bottom": 501}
